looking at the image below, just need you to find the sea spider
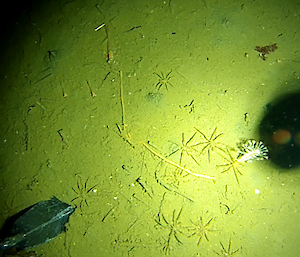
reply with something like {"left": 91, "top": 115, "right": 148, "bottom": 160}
{"left": 213, "top": 239, "right": 240, "bottom": 256}
{"left": 71, "top": 174, "right": 98, "bottom": 211}
{"left": 195, "top": 127, "right": 226, "bottom": 163}
{"left": 167, "top": 132, "right": 200, "bottom": 166}
{"left": 217, "top": 148, "right": 242, "bottom": 184}
{"left": 188, "top": 216, "right": 215, "bottom": 246}
{"left": 162, "top": 165, "right": 185, "bottom": 189}
{"left": 155, "top": 207, "right": 184, "bottom": 255}
{"left": 154, "top": 70, "right": 173, "bottom": 91}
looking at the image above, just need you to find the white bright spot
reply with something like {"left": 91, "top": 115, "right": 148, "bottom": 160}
{"left": 255, "top": 189, "right": 260, "bottom": 195}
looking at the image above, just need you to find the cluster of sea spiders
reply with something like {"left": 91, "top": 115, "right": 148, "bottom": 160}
{"left": 142, "top": 126, "right": 269, "bottom": 184}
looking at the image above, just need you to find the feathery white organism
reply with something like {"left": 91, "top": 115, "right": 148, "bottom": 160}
{"left": 236, "top": 140, "right": 269, "bottom": 163}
